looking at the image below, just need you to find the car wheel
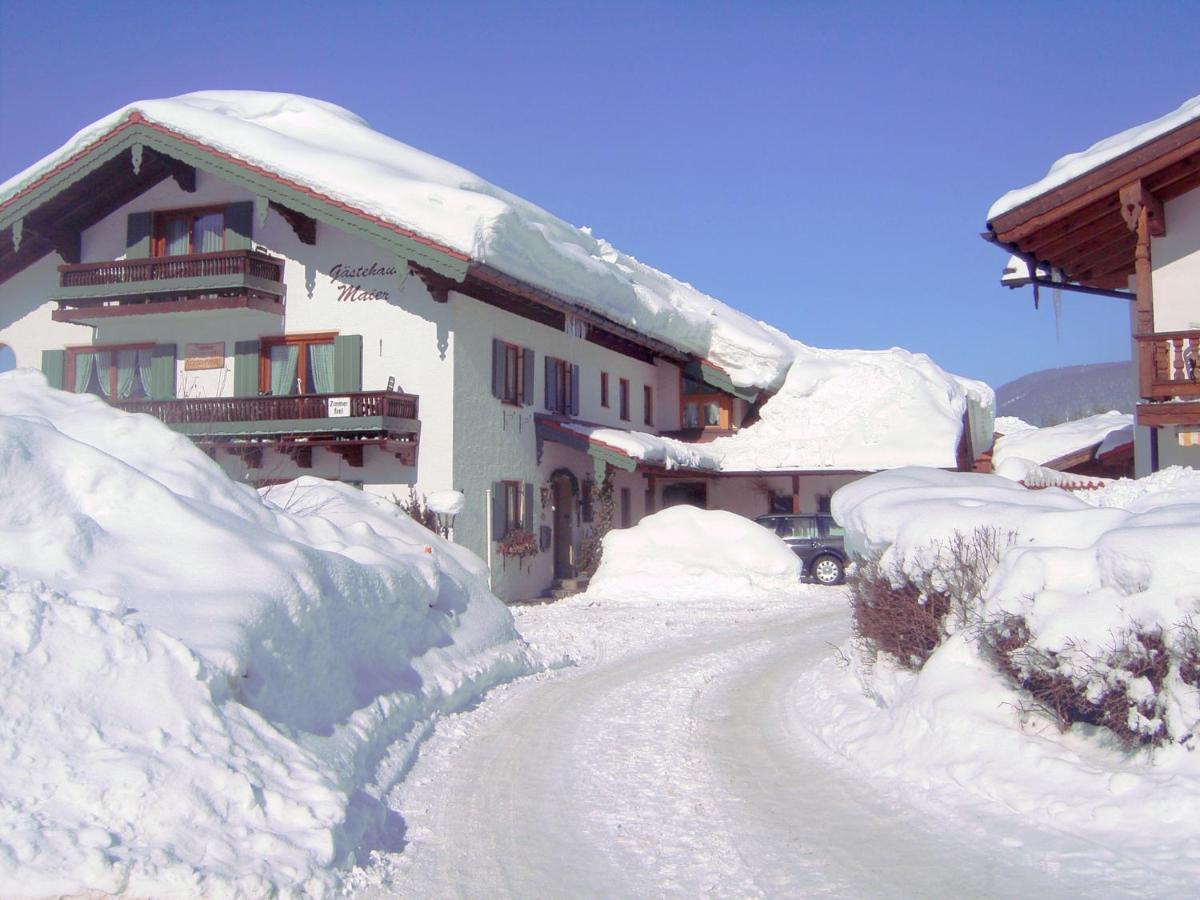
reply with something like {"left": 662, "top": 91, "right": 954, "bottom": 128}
{"left": 810, "top": 555, "right": 844, "bottom": 586}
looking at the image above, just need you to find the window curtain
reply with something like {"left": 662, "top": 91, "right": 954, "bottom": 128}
{"left": 137, "top": 349, "right": 154, "bottom": 398}
{"left": 115, "top": 350, "right": 139, "bottom": 399}
{"left": 164, "top": 218, "right": 190, "bottom": 256}
{"left": 73, "top": 352, "right": 96, "bottom": 394}
{"left": 308, "top": 342, "right": 335, "bottom": 394}
{"left": 193, "top": 213, "right": 223, "bottom": 253}
{"left": 269, "top": 344, "right": 299, "bottom": 395}
{"left": 95, "top": 352, "right": 114, "bottom": 397}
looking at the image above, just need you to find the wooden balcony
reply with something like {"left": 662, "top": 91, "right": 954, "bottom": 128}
{"left": 1136, "top": 330, "right": 1200, "bottom": 399}
{"left": 1135, "top": 330, "right": 1200, "bottom": 428}
{"left": 112, "top": 390, "right": 421, "bottom": 467}
{"left": 51, "top": 250, "right": 286, "bottom": 323}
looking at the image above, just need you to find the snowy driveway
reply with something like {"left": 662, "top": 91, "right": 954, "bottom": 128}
{"left": 350, "top": 591, "right": 1096, "bottom": 898}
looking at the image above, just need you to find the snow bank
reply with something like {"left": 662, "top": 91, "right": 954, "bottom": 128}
{"left": 582, "top": 506, "right": 801, "bottom": 604}
{"left": 711, "top": 342, "right": 993, "bottom": 472}
{"left": 0, "top": 91, "right": 793, "bottom": 391}
{"left": 0, "top": 370, "right": 535, "bottom": 895}
{"left": 820, "top": 465, "right": 1200, "bottom": 882}
{"left": 988, "top": 94, "right": 1200, "bottom": 220}
{"left": 992, "top": 410, "right": 1133, "bottom": 471}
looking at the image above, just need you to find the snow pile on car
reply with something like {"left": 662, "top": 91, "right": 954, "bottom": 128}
{"left": 582, "top": 505, "right": 801, "bottom": 605}
{"left": 0, "top": 370, "right": 535, "bottom": 896}
{"left": 809, "top": 466, "right": 1200, "bottom": 883}
{"left": 0, "top": 90, "right": 795, "bottom": 392}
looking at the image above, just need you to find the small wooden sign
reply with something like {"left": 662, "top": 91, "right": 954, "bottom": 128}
{"left": 183, "top": 342, "right": 226, "bottom": 371}
{"left": 328, "top": 397, "right": 352, "bottom": 418}
{"left": 1179, "top": 430, "right": 1200, "bottom": 448}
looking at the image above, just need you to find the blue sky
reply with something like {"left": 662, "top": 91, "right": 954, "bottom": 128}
{"left": 1, "top": 0, "right": 1198, "bottom": 386}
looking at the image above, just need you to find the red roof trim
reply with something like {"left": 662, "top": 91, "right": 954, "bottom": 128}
{"left": 1, "top": 112, "right": 469, "bottom": 264}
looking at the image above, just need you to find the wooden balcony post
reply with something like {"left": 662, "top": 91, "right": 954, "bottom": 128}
{"left": 1119, "top": 181, "right": 1165, "bottom": 398}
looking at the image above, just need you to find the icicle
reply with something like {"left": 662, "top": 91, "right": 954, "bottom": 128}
{"left": 1052, "top": 268, "right": 1064, "bottom": 341}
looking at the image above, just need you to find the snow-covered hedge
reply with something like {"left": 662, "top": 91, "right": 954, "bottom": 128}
{"left": 832, "top": 466, "right": 1200, "bottom": 749}
{"left": 582, "top": 505, "right": 801, "bottom": 604}
{"left": 0, "top": 371, "right": 535, "bottom": 895}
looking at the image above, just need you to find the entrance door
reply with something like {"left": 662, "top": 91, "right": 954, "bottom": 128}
{"left": 553, "top": 474, "right": 575, "bottom": 579}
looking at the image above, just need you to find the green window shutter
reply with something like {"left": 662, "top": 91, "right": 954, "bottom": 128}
{"left": 491, "top": 339, "right": 504, "bottom": 399}
{"left": 570, "top": 364, "right": 581, "bottom": 416}
{"left": 126, "top": 212, "right": 152, "bottom": 258}
{"left": 492, "top": 481, "right": 506, "bottom": 539}
{"left": 233, "top": 340, "right": 261, "bottom": 396}
{"left": 150, "top": 344, "right": 177, "bottom": 400}
{"left": 544, "top": 356, "right": 557, "bottom": 412}
{"left": 41, "top": 349, "right": 66, "bottom": 390}
{"left": 225, "top": 201, "right": 254, "bottom": 251}
{"left": 522, "top": 348, "right": 535, "bottom": 406}
{"left": 333, "top": 334, "right": 363, "bottom": 392}
{"left": 523, "top": 483, "right": 534, "bottom": 531}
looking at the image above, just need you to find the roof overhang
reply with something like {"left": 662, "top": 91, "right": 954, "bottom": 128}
{"left": 984, "top": 117, "right": 1200, "bottom": 292}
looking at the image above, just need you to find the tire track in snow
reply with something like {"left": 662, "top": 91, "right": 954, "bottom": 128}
{"left": 351, "top": 603, "right": 1081, "bottom": 898}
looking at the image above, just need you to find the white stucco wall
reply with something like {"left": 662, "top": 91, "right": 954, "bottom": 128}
{"left": 448, "top": 291, "right": 675, "bottom": 599}
{"left": 0, "top": 252, "right": 94, "bottom": 368}
{"left": 1152, "top": 189, "right": 1200, "bottom": 332}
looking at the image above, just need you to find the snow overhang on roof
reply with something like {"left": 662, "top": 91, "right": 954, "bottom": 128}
{"left": 983, "top": 94, "right": 1200, "bottom": 293}
{"left": 0, "top": 91, "right": 795, "bottom": 392}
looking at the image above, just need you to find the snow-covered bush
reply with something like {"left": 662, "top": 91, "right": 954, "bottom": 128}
{"left": 833, "top": 466, "right": 1200, "bottom": 750}
{"left": 849, "top": 527, "right": 1011, "bottom": 671}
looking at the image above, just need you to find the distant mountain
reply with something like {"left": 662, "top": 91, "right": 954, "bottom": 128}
{"left": 995, "top": 361, "right": 1135, "bottom": 427}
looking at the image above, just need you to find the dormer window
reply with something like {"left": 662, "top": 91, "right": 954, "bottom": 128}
{"left": 153, "top": 208, "right": 225, "bottom": 257}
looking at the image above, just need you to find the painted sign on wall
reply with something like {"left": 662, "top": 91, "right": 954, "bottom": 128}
{"left": 328, "top": 261, "right": 401, "bottom": 303}
{"left": 183, "top": 342, "right": 226, "bottom": 371}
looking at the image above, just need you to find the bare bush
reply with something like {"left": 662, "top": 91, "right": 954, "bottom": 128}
{"left": 984, "top": 619, "right": 1174, "bottom": 749}
{"left": 848, "top": 527, "right": 1012, "bottom": 671}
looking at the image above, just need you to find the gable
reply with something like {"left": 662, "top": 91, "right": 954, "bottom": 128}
{"left": 0, "top": 114, "right": 470, "bottom": 286}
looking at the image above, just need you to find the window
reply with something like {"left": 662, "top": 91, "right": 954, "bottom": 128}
{"left": 152, "top": 207, "right": 224, "bottom": 257}
{"left": 600, "top": 371, "right": 610, "bottom": 408}
{"left": 503, "top": 481, "right": 524, "bottom": 536}
{"left": 620, "top": 487, "right": 632, "bottom": 528}
{"left": 492, "top": 340, "right": 532, "bottom": 405}
{"left": 503, "top": 343, "right": 525, "bottom": 404}
{"left": 545, "top": 357, "right": 579, "bottom": 416}
{"left": 260, "top": 334, "right": 336, "bottom": 395}
{"left": 680, "top": 373, "right": 731, "bottom": 430}
{"left": 619, "top": 377, "right": 630, "bottom": 421}
{"left": 778, "top": 516, "right": 821, "bottom": 540}
{"left": 643, "top": 385, "right": 653, "bottom": 426}
{"left": 67, "top": 344, "right": 153, "bottom": 399}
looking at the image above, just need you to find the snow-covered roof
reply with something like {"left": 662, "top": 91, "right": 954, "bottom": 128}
{"left": 709, "top": 342, "right": 993, "bottom": 473}
{"left": 994, "top": 415, "right": 1036, "bottom": 437}
{"left": 557, "top": 421, "right": 721, "bottom": 472}
{"left": 988, "top": 94, "right": 1200, "bottom": 221}
{"left": 547, "top": 341, "right": 993, "bottom": 475}
{"left": 0, "top": 91, "right": 794, "bottom": 391}
{"left": 992, "top": 410, "right": 1133, "bottom": 471}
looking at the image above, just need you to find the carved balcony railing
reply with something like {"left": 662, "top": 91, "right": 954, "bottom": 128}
{"left": 112, "top": 390, "right": 419, "bottom": 426}
{"left": 1136, "top": 330, "right": 1200, "bottom": 399}
{"left": 51, "top": 250, "right": 286, "bottom": 322}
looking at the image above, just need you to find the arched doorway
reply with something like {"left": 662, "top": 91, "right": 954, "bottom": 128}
{"left": 550, "top": 469, "right": 577, "bottom": 579}
{"left": 0, "top": 344, "right": 15, "bottom": 374}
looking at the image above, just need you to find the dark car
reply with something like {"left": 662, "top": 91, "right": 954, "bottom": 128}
{"left": 755, "top": 513, "right": 848, "bottom": 585}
